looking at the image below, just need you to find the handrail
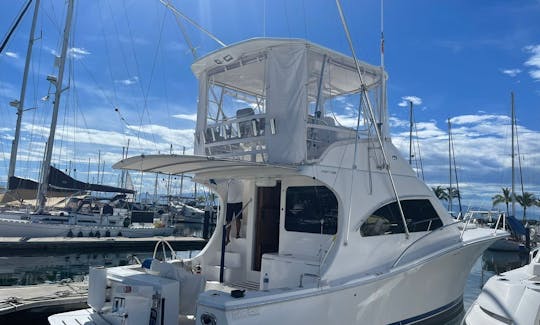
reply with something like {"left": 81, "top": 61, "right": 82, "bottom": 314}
{"left": 152, "top": 238, "right": 177, "bottom": 260}
{"left": 391, "top": 221, "right": 461, "bottom": 269}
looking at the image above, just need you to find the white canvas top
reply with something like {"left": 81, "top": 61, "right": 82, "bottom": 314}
{"left": 191, "top": 38, "right": 383, "bottom": 95}
{"left": 112, "top": 154, "right": 296, "bottom": 177}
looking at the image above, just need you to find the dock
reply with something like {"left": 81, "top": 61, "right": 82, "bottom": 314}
{"left": 0, "top": 236, "right": 207, "bottom": 255}
{"left": 0, "top": 281, "right": 87, "bottom": 317}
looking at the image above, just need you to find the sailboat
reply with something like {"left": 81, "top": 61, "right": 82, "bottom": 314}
{"left": 49, "top": 12, "right": 507, "bottom": 323}
{"left": 488, "top": 92, "right": 531, "bottom": 252}
{"left": 0, "top": 0, "right": 173, "bottom": 238}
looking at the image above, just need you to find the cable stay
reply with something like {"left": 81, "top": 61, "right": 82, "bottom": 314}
{"left": 0, "top": 0, "right": 33, "bottom": 54}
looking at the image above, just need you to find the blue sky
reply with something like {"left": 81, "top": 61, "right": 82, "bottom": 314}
{"left": 0, "top": 0, "right": 539, "bottom": 216}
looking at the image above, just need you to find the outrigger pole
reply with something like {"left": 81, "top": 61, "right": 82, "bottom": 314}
{"left": 336, "top": 0, "right": 410, "bottom": 241}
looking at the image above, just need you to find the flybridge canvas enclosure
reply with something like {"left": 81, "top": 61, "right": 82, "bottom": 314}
{"left": 191, "top": 38, "right": 384, "bottom": 165}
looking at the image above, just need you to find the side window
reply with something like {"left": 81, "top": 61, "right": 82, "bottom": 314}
{"left": 285, "top": 186, "right": 338, "bottom": 235}
{"left": 360, "top": 199, "right": 443, "bottom": 237}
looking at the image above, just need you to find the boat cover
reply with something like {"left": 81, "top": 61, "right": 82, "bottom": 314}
{"left": 506, "top": 215, "right": 527, "bottom": 236}
{"left": 113, "top": 154, "right": 296, "bottom": 177}
{"left": 7, "top": 166, "right": 135, "bottom": 194}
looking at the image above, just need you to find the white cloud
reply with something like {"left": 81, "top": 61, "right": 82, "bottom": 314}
{"left": 449, "top": 114, "right": 509, "bottom": 125}
{"left": 524, "top": 44, "right": 540, "bottom": 80}
{"left": 173, "top": 113, "right": 197, "bottom": 121}
{"left": 115, "top": 76, "right": 139, "bottom": 86}
{"left": 501, "top": 68, "right": 521, "bottom": 77}
{"left": 4, "top": 51, "right": 18, "bottom": 59}
{"left": 391, "top": 113, "right": 540, "bottom": 209}
{"left": 68, "top": 47, "right": 91, "bottom": 59}
{"left": 398, "top": 96, "right": 423, "bottom": 107}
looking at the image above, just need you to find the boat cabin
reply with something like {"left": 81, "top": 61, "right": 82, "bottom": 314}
{"left": 108, "top": 39, "right": 467, "bottom": 324}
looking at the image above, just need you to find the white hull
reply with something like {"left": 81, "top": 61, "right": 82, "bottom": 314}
{"left": 196, "top": 240, "right": 493, "bottom": 325}
{"left": 0, "top": 218, "right": 174, "bottom": 238}
{"left": 464, "top": 248, "right": 540, "bottom": 325}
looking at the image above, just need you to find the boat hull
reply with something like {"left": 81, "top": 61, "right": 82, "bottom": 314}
{"left": 194, "top": 239, "right": 493, "bottom": 325}
{"left": 0, "top": 218, "right": 173, "bottom": 238}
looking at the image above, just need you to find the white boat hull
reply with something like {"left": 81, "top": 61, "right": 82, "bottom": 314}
{"left": 464, "top": 248, "right": 540, "bottom": 325}
{"left": 49, "top": 237, "right": 494, "bottom": 325}
{"left": 0, "top": 218, "right": 174, "bottom": 238}
{"left": 195, "top": 239, "right": 492, "bottom": 325}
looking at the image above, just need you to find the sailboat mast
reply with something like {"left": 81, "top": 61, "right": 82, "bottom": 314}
{"left": 448, "top": 119, "right": 452, "bottom": 213}
{"left": 511, "top": 91, "right": 515, "bottom": 217}
{"left": 408, "top": 101, "right": 413, "bottom": 165}
{"left": 8, "top": 0, "right": 40, "bottom": 180}
{"left": 36, "top": 0, "right": 74, "bottom": 212}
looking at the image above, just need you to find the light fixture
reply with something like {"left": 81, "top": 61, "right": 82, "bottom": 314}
{"left": 46, "top": 75, "right": 57, "bottom": 84}
{"left": 9, "top": 100, "right": 20, "bottom": 108}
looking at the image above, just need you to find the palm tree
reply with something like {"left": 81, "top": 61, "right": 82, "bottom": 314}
{"left": 432, "top": 186, "right": 449, "bottom": 201}
{"left": 492, "top": 187, "right": 512, "bottom": 216}
{"left": 515, "top": 192, "right": 537, "bottom": 222}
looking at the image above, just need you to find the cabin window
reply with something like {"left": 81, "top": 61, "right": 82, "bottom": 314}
{"left": 285, "top": 186, "right": 338, "bottom": 235}
{"left": 360, "top": 199, "right": 443, "bottom": 236}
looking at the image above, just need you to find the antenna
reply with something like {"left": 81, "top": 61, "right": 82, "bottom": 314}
{"left": 380, "top": 0, "right": 385, "bottom": 68}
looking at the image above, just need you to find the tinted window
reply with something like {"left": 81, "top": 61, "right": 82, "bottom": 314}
{"left": 360, "top": 199, "right": 443, "bottom": 237}
{"left": 285, "top": 186, "right": 338, "bottom": 235}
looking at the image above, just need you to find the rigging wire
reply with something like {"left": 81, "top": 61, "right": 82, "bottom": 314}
{"left": 283, "top": 0, "right": 292, "bottom": 37}
{"left": 449, "top": 120, "right": 462, "bottom": 214}
{"left": 121, "top": 0, "right": 158, "bottom": 150}
{"left": 413, "top": 118, "right": 425, "bottom": 181}
{"left": 301, "top": 0, "right": 308, "bottom": 39}
{"left": 96, "top": 0, "right": 119, "bottom": 109}
{"left": 0, "top": 0, "right": 32, "bottom": 54}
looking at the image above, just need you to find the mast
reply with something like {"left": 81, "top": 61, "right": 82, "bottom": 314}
{"left": 448, "top": 118, "right": 452, "bottom": 213}
{"left": 511, "top": 91, "right": 515, "bottom": 217}
{"left": 36, "top": 0, "right": 74, "bottom": 212}
{"left": 408, "top": 101, "right": 413, "bottom": 165}
{"left": 8, "top": 0, "right": 40, "bottom": 181}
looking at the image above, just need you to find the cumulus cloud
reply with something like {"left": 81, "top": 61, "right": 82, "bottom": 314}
{"left": 173, "top": 113, "right": 197, "bottom": 121}
{"left": 398, "top": 96, "right": 423, "bottom": 107}
{"left": 4, "top": 51, "right": 18, "bottom": 59}
{"left": 524, "top": 44, "right": 540, "bottom": 80}
{"left": 390, "top": 113, "right": 540, "bottom": 209}
{"left": 449, "top": 114, "right": 510, "bottom": 125}
{"left": 501, "top": 68, "right": 521, "bottom": 77}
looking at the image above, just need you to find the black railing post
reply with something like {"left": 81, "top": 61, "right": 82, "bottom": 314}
{"left": 219, "top": 223, "right": 226, "bottom": 283}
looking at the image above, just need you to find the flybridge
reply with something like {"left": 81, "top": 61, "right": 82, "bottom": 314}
{"left": 191, "top": 38, "right": 386, "bottom": 164}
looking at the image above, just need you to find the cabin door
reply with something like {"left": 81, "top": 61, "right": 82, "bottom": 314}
{"left": 253, "top": 181, "right": 281, "bottom": 271}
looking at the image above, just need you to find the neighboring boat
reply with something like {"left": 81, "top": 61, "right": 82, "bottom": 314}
{"left": 0, "top": 1, "right": 173, "bottom": 239}
{"left": 0, "top": 194, "right": 174, "bottom": 238}
{"left": 0, "top": 217, "right": 173, "bottom": 238}
{"left": 463, "top": 247, "right": 540, "bottom": 324}
{"left": 49, "top": 38, "right": 507, "bottom": 325}
{"left": 169, "top": 200, "right": 206, "bottom": 223}
{"left": 460, "top": 210, "right": 533, "bottom": 252}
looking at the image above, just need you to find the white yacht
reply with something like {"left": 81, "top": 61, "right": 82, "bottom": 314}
{"left": 463, "top": 248, "right": 540, "bottom": 324}
{"left": 49, "top": 38, "right": 507, "bottom": 325}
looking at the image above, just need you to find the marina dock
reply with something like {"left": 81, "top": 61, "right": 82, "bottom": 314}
{"left": 0, "top": 281, "right": 87, "bottom": 316}
{"left": 0, "top": 236, "right": 207, "bottom": 254}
